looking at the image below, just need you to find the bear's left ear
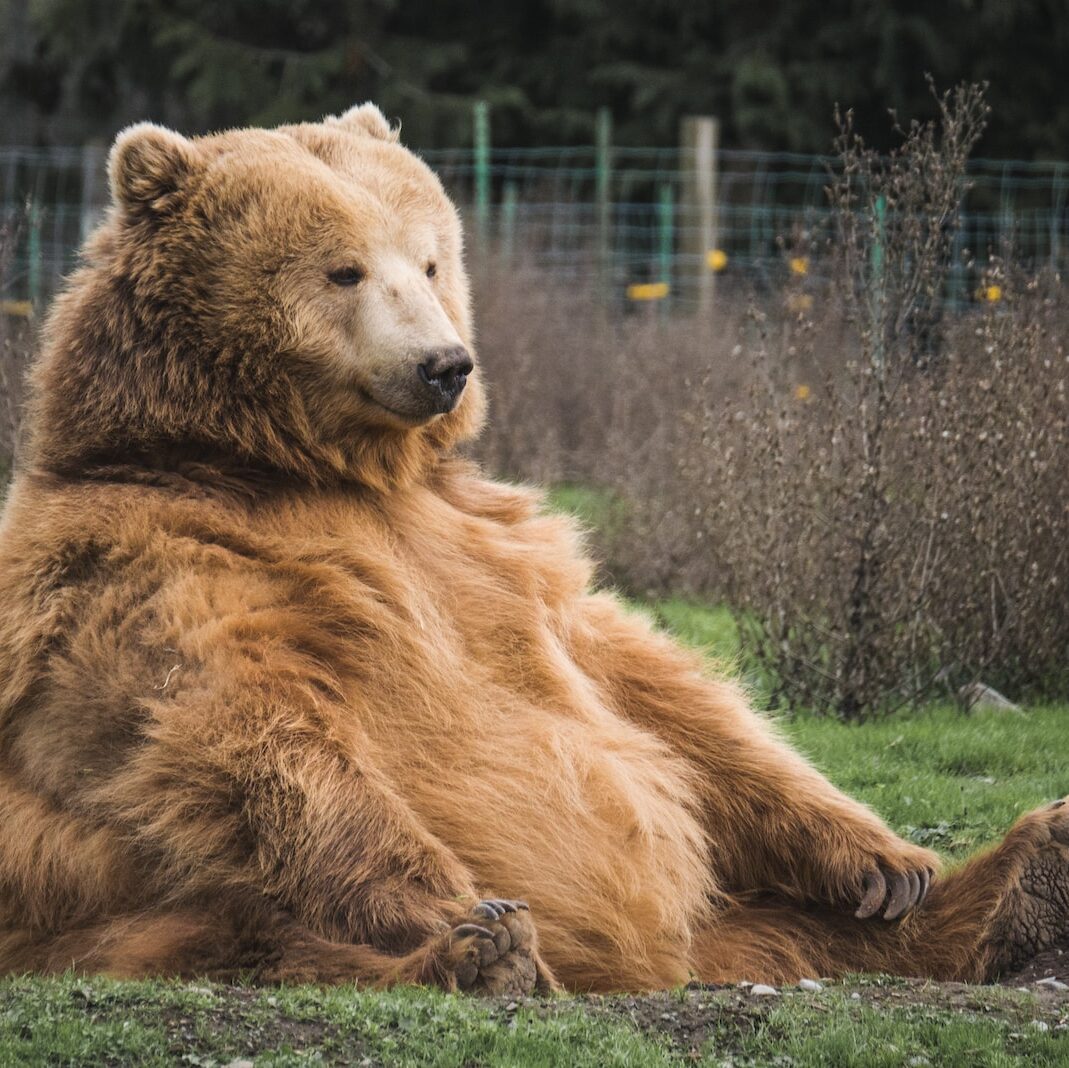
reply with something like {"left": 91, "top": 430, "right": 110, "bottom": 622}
{"left": 108, "top": 122, "right": 200, "bottom": 215}
{"left": 326, "top": 103, "right": 400, "bottom": 142}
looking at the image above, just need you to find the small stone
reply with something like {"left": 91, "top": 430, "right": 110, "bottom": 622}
{"left": 1031, "top": 1020, "right": 1050, "bottom": 1032}
{"left": 958, "top": 681, "right": 1021, "bottom": 712}
{"left": 225, "top": 1061, "right": 255, "bottom": 1068}
{"left": 1035, "top": 977, "right": 1069, "bottom": 991}
{"left": 850, "top": 992, "right": 861, "bottom": 1000}
{"left": 907, "top": 1057, "right": 930, "bottom": 1067}
{"left": 749, "top": 984, "right": 779, "bottom": 997}
{"left": 505, "top": 1001, "right": 519, "bottom": 1011}
{"left": 798, "top": 978, "right": 824, "bottom": 992}
{"left": 737, "top": 980, "right": 752, "bottom": 989}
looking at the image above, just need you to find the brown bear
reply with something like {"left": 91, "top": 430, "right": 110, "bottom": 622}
{"left": 0, "top": 103, "right": 1064, "bottom": 994}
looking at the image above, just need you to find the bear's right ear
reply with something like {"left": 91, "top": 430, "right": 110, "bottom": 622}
{"left": 108, "top": 123, "right": 199, "bottom": 214}
{"left": 326, "top": 103, "right": 400, "bottom": 142}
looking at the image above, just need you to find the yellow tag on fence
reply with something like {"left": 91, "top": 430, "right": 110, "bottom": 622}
{"left": 0, "top": 300, "right": 32, "bottom": 318}
{"left": 626, "top": 282, "right": 669, "bottom": 301}
{"left": 706, "top": 249, "right": 728, "bottom": 272}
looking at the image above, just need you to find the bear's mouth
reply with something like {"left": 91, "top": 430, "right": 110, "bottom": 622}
{"left": 358, "top": 387, "right": 444, "bottom": 425}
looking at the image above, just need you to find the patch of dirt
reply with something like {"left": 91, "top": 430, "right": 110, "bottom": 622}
{"left": 1001, "top": 945, "right": 1069, "bottom": 985}
{"left": 157, "top": 1001, "right": 341, "bottom": 1063}
{"left": 574, "top": 978, "right": 1069, "bottom": 1057}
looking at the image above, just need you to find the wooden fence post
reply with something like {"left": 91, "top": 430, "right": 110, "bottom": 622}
{"left": 680, "top": 116, "right": 719, "bottom": 313}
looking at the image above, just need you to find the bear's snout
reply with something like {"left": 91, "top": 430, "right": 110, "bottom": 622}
{"left": 417, "top": 346, "right": 473, "bottom": 412}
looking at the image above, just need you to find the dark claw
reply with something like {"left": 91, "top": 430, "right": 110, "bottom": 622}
{"left": 918, "top": 868, "right": 930, "bottom": 907}
{"left": 472, "top": 902, "right": 502, "bottom": 921}
{"left": 907, "top": 870, "right": 921, "bottom": 910}
{"left": 884, "top": 871, "right": 912, "bottom": 920}
{"left": 452, "top": 923, "right": 494, "bottom": 941}
{"left": 486, "top": 899, "right": 517, "bottom": 913}
{"left": 856, "top": 869, "right": 887, "bottom": 919}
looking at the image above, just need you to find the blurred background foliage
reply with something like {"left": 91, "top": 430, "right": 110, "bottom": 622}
{"left": 1, "top": 0, "right": 1067, "bottom": 156}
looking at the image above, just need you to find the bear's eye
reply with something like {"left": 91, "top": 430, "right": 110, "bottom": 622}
{"left": 328, "top": 266, "right": 365, "bottom": 287}
{"left": 425, "top": 262, "right": 437, "bottom": 279}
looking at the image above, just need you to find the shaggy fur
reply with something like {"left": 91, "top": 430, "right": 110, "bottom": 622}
{"left": 0, "top": 105, "right": 1065, "bottom": 994}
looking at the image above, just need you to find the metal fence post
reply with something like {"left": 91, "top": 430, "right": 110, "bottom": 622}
{"left": 657, "top": 182, "right": 674, "bottom": 314}
{"left": 27, "top": 199, "right": 43, "bottom": 313}
{"left": 473, "top": 101, "right": 490, "bottom": 245}
{"left": 500, "top": 180, "right": 518, "bottom": 261}
{"left": 80, "top": 142, "right": 107, "bottom": 242}
{"left": 595, "top": 106, "right": 613, "bottom": 297}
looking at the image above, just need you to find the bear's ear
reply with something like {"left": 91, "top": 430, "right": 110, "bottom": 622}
{"left": 107, "top": 122, "right": 199, "bottom": 214}
{"left": 326, "top": 102, "right": 400, "bottom": 142}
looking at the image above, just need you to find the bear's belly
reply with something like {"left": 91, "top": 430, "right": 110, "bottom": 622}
{"left": 363, "top": 685, "right": 715, "bottom": 990}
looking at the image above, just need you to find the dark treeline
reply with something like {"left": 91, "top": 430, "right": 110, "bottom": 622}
{"left": 1, "top": 0, "right": 1067, "bottom": 157}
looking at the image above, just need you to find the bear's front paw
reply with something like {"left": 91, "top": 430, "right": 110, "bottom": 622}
{"left": 429, "top": 899, "right": 557, "bottom": 996}
{"left": 845, "top": 842, "right": 940, "bottom": 921}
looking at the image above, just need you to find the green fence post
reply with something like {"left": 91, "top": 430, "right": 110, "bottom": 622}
{"left": 657, "top": 182, "right": 674, "bottom": 315}
{"left": 870, "top": 193, "right": 887, "bottom": 368}
{"left": 500, "top": 180, "right": 518, "bottom": 261}
{"left": 595, "top": 106, "right": 613, "bottom": 296}
{"left": 473, "top": 101, "right": 490, "bottom": 246}
{"left": 28, "top": 200, "right": 43, "bottom": 313}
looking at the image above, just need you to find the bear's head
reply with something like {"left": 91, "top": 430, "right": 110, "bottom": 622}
{"left": 29, "top": 103, "right": 485, "bottom": 490}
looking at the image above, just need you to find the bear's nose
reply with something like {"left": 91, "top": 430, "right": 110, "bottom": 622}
{"left": 417, "top": 346, "right": 473, "bottom": 408}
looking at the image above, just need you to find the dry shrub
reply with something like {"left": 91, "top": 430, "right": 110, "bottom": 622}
{"left": 472, "top": 84, "right": 1068, "bottom": 716}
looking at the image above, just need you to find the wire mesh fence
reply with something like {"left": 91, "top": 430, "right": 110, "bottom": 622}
{"left": 2, "top": 139, "right": 1067, "bottom": 313}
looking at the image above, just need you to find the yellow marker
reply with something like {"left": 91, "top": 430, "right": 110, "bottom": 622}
{"left": 984, "top": 284, "right": 1002, "bottom": 303}
{"left": 626, "top": 282, "right": 669, "bottom": 301}
{"left": 789, "top": 256, "right": 809, "bottom": 276}
{"left": 706, "top": 249, "right": 728, "bottom": 272}
{"left": 794, "top": 384, "right": 811, "bottom": 401}
{"left": 786, "top": 293, "right": 813, "bottom": 313}
{"left": 0, "top": 300, "right": 32, "bottom": 318}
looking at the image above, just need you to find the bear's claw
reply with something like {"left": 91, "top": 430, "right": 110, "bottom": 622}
{"left": 855, "top": 864, "right": 933, "bottom": 920}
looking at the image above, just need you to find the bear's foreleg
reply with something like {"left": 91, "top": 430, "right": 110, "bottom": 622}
{"left": 690, "top": 797, "right": 1069, "bottom": 983}
{"left": 95, "top": 647, "right": 555, "bottom": 990}
{"left": 568, "top": 594, "right": 937, "bottom": 921}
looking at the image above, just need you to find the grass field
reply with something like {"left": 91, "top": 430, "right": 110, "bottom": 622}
{"left": 2, "top": 496, "right": 1067, "bottom": 1065}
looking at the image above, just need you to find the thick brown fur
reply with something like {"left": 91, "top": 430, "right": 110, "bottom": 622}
{"left": 0, "top": 105, "right": 1064, "bottom": 993}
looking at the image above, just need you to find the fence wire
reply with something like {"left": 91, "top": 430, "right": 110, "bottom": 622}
{"left": 2, "top": 143, "right": 1067, "bottom": 311}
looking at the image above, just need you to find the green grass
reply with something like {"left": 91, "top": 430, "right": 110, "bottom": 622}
{"left": 740, "top": 988, "right": 1069, "bottom": 1067}
{"left": 4, "top": 975, "right": 1067, "bottom": 1066}
{"left": 0, "top": 975, "right": 679, "bottom": 1067}
{"left": 641, "top": 597, "right": 1069, "bottom": 859}
{"left": 785, "top": 703, "right": 1069, "bottom": 859}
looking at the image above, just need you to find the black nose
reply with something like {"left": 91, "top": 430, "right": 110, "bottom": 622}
{"left": 417, "top": 346, "right": 473, "bottom": 407}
